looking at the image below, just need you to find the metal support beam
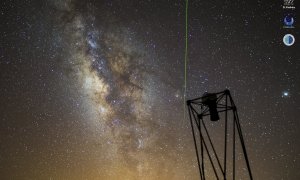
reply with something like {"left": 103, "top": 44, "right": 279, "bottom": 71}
{"left": 186, "top": 90, "right": 253, "bottom": 180}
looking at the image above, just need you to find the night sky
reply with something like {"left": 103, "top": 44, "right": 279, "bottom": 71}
{"left": 0, "top": 0, "right": 299, "bottom": 179}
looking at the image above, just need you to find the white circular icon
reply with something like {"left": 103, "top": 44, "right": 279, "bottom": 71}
{"left": 283, "top": 34, "right": 295, "bottom": 46}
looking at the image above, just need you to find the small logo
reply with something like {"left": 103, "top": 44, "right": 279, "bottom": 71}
{"left": 284, "top": 0, "right": 294, "bottom": 6}
{"left": 283, "top": 34, "right": 295, "bottom": 46}
{"left": 283, "top": 15, "right": 295, "bottom": 28}
{"left": 283, "top": 0, "right": 295, "bottom": 9}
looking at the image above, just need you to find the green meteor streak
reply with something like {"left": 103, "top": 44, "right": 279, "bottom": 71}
{"left": 183, "top": 0, "right": 188, "bottom": 124}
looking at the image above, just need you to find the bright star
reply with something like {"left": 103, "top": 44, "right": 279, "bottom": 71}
{"left": 282, "top": 91, "right": 289, "bottom": 97}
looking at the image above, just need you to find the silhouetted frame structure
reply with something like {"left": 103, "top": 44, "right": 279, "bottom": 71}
{"left": 187, "top": 89, "right": 253, "bottom": 180}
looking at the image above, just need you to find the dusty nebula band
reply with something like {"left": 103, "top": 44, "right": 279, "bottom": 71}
{"left": 51, "top": 0, "right": 183, "bottom": 178}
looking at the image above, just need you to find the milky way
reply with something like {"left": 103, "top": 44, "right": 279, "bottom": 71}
{"left": 51, "top": 0, "right": 186, "bottom": 179}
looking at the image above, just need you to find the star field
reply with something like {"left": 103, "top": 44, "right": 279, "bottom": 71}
{"left": 0, "top": 0, "right": 299, "bottom": 179}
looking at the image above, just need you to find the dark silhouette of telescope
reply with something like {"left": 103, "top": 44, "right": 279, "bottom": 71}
{"left": 202, "top": 93, "right": 219, "bottom": 121}
{"left": 186, "top": 90, "right": 253, "bottom": 180}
